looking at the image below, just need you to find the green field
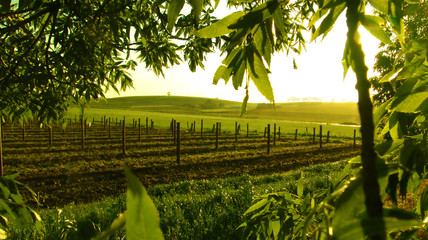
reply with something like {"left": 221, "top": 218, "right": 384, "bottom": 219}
{"left": 68, "top": 96, "right": 360, "bottom": 138}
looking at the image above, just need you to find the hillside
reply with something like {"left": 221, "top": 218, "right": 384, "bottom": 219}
{"left": 88, "top": 96, "right": 360, "bottom": 125}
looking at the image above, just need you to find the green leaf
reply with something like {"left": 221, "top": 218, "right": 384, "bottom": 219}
{"left": 359, "top": 14, "right": 393, "bottom": 45}
{"left": 93, "top": 213, "right": 126, "bottom": 240}
{"left": 124, "top": 166, "right": 164, "bottom": 240}
{"left": 167, "top": 0, "right": 185, "bottom": 32}
{"left": 254, "top": 20, "right": 274, "bottom": 66}
{"left": 367, "top": 0, "right": 389, "bottom": 15}
{"left": 213, "top": 65, "right": 232, "bottom": 85}
{"left": 297, "top": 172, "right": 304, "bottom": 197}
{"left": 229, "top": 0, "right": 279, "bottom": 30}
{"left": 193, "top": 11, "right": 245, "bottom": 38}
{"left": 241, "top": 91, "right": 249, "bottom": 116}
{"left": 342, "top": 40, "right": 351, "bottom": 79}
{"left": 311, "top": 1, "right": 346, "bottom": 41}
{"left": 391, "top": 92, "right": 428, "bottom": 113}
{"left": 419, "top": 187, "right": 428, "bottom": 216}
{"left": 188, "top": 0, "right": 203, "bottom": 22}
{"left": 244, "top": 198, "right": 269, "bottom": 215}
{"left": 247, "top": 44, "right": 274, "bottom": 102}
{"left": 272, "top": 4, "right": 286, "bottom": 37}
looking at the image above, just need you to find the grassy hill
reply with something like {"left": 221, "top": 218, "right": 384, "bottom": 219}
{"left": 87, "top": 96, "right": 359, "bottom": 125}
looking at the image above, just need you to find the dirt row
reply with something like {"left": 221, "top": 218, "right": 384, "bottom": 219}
{"left": 1, "top": 121, "right": 360, "bottom": 208}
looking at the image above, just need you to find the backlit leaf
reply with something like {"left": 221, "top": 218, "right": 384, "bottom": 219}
{"left": 125, "top": 166, "right": 164, "bottom": 240}
{"left": 193, "top": 11, "right": 245, "bottom": 38}
{"left": 247, "top": 44, "right": 274, "bottom": 102}
{"left": 311, "top": 1, "right": 346, "bottom": 41}
{"left": 359, "top": 14, "right": 393, "bottom": 45}
{"left": 241, "top": 91, "right": 249, "bottom": 116}
{"left": 167, "top": 0, "right": 185, "bottom": 32}
{"left": 188, "top": 0, "right": 203, "bottom": 22}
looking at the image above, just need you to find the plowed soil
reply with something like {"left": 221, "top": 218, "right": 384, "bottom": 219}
{"left": 1, "top": 121, "right": 359, "bottom": 208}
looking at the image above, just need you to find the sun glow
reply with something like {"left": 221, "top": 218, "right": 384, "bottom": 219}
{"left": 106, "top": 9, "right": 380, "bottom": 104}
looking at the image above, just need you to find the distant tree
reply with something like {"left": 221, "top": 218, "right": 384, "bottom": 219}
{"left": 369, "top": 1, "right": 428, "bottom": 105}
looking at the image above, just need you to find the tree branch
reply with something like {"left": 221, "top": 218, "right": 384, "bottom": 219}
{"left": 346, "top": 0, "right": 385, "bottom": 239}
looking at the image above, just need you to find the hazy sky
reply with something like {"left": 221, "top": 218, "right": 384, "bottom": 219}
{"left": 105, "top": 4, "right": 381, "bottom": 103}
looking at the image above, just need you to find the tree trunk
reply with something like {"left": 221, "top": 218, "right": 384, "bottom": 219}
{"left": 346, "top": 0, "right": 385, "bottom": 239}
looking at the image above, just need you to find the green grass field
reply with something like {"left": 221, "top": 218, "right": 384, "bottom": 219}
{"left": 67, "top": 96, "right": 360, "bottom": 138}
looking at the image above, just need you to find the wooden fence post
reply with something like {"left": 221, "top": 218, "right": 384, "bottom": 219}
{"left": 176, "top": 122, "right": 180, "bottom": 164}
{"left": 215, "top": 122, "right": 219, "bottom": 150}
{"left": 81, "top": 117, "right": 85, "bottom": 149}
{"left": 122, "top": 117, "right": 126, "bottom": 155}
{"left": 49, "top": 126, "right": 53, "bottom": 146}
{"left": 22, "top": 121, "right": 25, "bottom": 141}
{"left": 235, "top": 121, "right": 238, "bottom": 142}
{"left": 273, "top": 123, "right": 276, "bottom": 145}
{"left": 327, "top": 131, "right": 330, "bottom": 143}
{"left": 267, "top": 124, "right": 271, "bottom": 154}
{"left": 319, "top": 125, "right": 322, "bottom": 149}
{"left": 138, "top": 118, "right": 141, "bottom": 142}
{"left": 108, "top": 117, "right": 111, "bottom": 138}
{"left": 200, "top": 119, "right": 203, "bottom": 139}
{"left": 173, "top": 120, "right": 177, "bottom": 145}
{"left": 313, "top": 127, "right": 316, "bottom": 143}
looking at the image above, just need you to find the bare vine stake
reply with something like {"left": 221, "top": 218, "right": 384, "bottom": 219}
{"left": 319, "top": 125, "right": 322, "bottom": 149}
{"left": 267, "top": 124, "right": 271, "bottom": 154}
{"left": 327, "top": 131, "right": 330, "bottom": 143}
{"left": 273, "top": 123, "right": 276, "bottom": 145}
{"left": 49, "top": 126, "right": 53, "bottom": 146}
{"left": 122, "top": 117, "right": 126, "bottom": 155}
{"left": 103, "top": 116, "right": 106, "bottom": 129}
{"left": 295, "top": 129, "right": 298, "bottom": 140}
{"left": 235, "top": 121, "right": 238, "bottom": 142}
{"left": 200, "top": 119, "right": 203, "bottom": 139}
{"left": 193, "top": 121, "right": 196, "bottom": 133}
{"left": 176, "top": 122, "right": 180, "bottom": 164}
{"left": 215, "top": 122, "right": 219, "bottom": 150}
{"left": 108, "top": 117, "right": 111, "bottom": 139}
{"left": 313, "top": 127, "right": 316, "bottom": 143}
{"left": 81, "top": 117, "right": 85, "bottom": 149}
{"left": 22, "top": 121, "right": 25, "bottom": 141}
{"left": 138, "top": 118, "right": 141, "bottom": 142}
